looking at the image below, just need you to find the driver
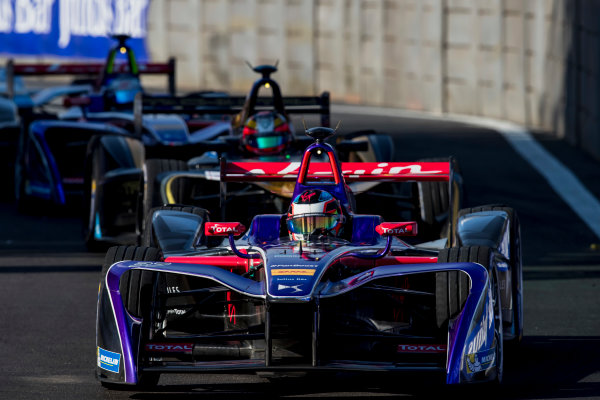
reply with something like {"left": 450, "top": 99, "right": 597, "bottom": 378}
{"left": 242, "top": 111, "right": 292, "bottom": 155}
{"left": 286, "top": 189, "right": 345, "bottom": 241}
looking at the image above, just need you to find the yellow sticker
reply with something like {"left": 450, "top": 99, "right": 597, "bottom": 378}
{"left": 271, "top": 269, "right": 316, "bottom": 276}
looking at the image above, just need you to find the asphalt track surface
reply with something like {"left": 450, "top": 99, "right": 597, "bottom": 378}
{"left": 1, "top": 109, "right": 600, "bottom": 399}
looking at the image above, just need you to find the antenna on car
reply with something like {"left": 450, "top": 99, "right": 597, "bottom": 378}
{"left": 334, "top": 120, "right": 342, "bottom": 132}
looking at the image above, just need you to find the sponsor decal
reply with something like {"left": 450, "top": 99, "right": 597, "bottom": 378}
{"left": 226, "top": 162, "right": 445, "bottom": 177}
{"left": 300, "top": 191, "right": 317, "bottom": 202}
{"left": 271, "top": 269, "right": 316, "bottom": 276}
{"left": 205, "top": 222, "right": 245, "bottom": 236}
{"left": 274, "top": 276, "right": 309, "bottom": 282}
{"left": 465, "top": 347, "right": 496, "bottom": 373}
{"left": 397, "top": 344, "right": 447, "bottom": 354}
{"left": 97, "top": 347, "right": 120, "bottom": 373}
{"left": 277, "top": 284, "right": 303, "bottom": 293}
{"left": 166, "top": 308, "right": 187, "bottom": 316}
{"left": 145, "top": 343, "right": 193, "bottom": 354}
{"left": 376, "top": 222, "right": 418, "bottom": 236}
{"left": 131, "top": 261, "right": 170, "bottom": 268}
{"left": 0, "top": 0, "right": 149, "bottom": 58}
{"left": 466, "top": 289, "right": 494, "bottom": 354}
{"left": 349, "top": 270, "right": 374, "bottom": 285}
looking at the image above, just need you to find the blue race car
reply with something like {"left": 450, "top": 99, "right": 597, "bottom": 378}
{"left": 95, "top": 126, "right": 522, "bottom": 388}
{"left": 11, "top": 36, "right": 176, "bottom": 211}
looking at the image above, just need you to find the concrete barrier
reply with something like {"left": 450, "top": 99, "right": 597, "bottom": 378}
{"left": 1, "top": 1, "right": 597, "bottom": 160}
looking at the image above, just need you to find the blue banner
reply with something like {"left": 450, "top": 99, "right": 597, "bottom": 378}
{"left": 0, "top": 0, "right": 149, "bottom": 60}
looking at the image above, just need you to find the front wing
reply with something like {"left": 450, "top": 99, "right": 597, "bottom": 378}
{"left": 96, "top": 260, "right": 495, "bottom": 385}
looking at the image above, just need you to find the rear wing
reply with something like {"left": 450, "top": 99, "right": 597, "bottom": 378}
{"left": 135, "top": 92, "right": 330, "bottom": 124}
{"left": 219, "top": 161, "right": 450, "bottom": 183}
{"left": 5, "top": 58, "right": 176, "bottom": 98}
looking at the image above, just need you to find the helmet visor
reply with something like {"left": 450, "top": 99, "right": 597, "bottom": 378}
{"left": 287, "top": 214, "right": 340, "bottom": 236}
{"left": 248, "top": 134, "right": 288, "bottom": 150}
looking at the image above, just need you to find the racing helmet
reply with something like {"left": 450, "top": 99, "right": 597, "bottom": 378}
{"left": 242, "top": 111, "right": 292, "bottom": 155}
{"left": 287, "top": 189, "right": 345, "bottom": 241}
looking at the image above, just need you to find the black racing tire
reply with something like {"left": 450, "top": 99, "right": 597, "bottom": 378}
{"left": 100, "top": 245, "right": 162, "bottom": 389}
{"left": 436, "top": 246, "right": 492, "bottom": 329}
{"left": 141, "top": 205, "right": 210, "bottom": 249}
{"left": 417, "top": 157, "right": 462, "bottom": 241}
{"left": 490, "top": 268, "right": 504, "bottom": 384}
{"left": 83, "top": 136, "right": 107, "bottom": 252}
{"left": 141, "top": 158, "right": 188, "bottom": 235}
{"left": 458, "top": 205, "right": 523, "bottom": 346}
{"left": 15, "top": 172, "right": 37, "bottom": 214}
{"left": 345, "top": 132, "right": 395, "bottom": 162}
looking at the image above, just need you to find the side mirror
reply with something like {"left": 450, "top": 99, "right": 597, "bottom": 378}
{"left": 205, "top": 222, "right": 246, "bottom": 237}
{"left": 376, "top": 222, "right": 418, "bottom": 237}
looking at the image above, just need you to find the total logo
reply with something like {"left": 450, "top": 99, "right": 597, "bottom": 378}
{"left": 146, "top": 343, "right": 193, "bottom": 353}
{"left": 376, "top": 222, "right": 417, "bottom": 237}
{"left": 211, "top": 226, "right": 237, "bottom": 234}
{"left": 382, "top": 227, "right": 410, "bottom": 234}
{"left": 205, "top": 222, "right": 245, "bottom": 236}
{"left": 397, "top": 344, "right": 447, "bottom": 354}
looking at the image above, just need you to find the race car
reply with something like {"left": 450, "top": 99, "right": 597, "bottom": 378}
{"left": 11, "top": 35, "right": 176, "bottom": 210}
{"left": 82, "top": 63, "right": 381, "bottom": 249}
{"left": 95, "top": 126, "right": 522, "bottom": 388}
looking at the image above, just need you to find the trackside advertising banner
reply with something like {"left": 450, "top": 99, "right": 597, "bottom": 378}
{"left": 0, "top": 0, "right": 149, "bottom": 59}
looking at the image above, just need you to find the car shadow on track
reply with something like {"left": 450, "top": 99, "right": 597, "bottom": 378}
{"left": 96, "top": 336, "right": 600, "bottom": 400}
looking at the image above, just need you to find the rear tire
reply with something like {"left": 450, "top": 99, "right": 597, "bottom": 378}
{"left": 100, "top": 245, "right": 162, "bottom": 388}
{"left": 83, "top": 138, "right": 106, "bottom": 252}
{"left": 346, "top": 132, "right": 395, "bottom": 162}
{"left": 417, "top": 157, "right": 462, "bottom": 241}
{"left": 141, "top": 159, "right": 188, "bottom": 235}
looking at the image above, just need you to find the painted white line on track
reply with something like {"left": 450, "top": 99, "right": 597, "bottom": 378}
{"left": 334, "top": 104, "right": 600, "bottom": 240}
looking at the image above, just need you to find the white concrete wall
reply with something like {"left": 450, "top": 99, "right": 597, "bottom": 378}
{"left": 146, "top": 0, "right": 579, "bottom": 133}
{"left": 3, "top": 1, "right": 597, "bottom": 159}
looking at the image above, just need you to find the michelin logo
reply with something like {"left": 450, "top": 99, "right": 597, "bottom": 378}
{"left": 465, "top": 347, "right": 495, "bottom": 373}
{"left": 97, "top": 347, "right": 120, "bottom": 373}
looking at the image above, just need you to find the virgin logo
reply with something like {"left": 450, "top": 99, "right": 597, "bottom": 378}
{"left": 300, "top": 192, "right": 316, "bottom": 202}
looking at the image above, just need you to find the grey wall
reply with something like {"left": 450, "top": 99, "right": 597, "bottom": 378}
{"left": 3, "top": 1, "right": 596, "bottom": 159}
{"left": 146, "top": 0, "right": 600, "bottom": 159}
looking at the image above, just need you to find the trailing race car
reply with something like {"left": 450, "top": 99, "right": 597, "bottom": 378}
{"left": 11, "top": 36, "right": 176, "bottom": 210}
{"left": 83, "top": 63, "right": 388, "bottom": 249}
{"left": 95, "top": 127, "right": 522, "bottom": 388}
